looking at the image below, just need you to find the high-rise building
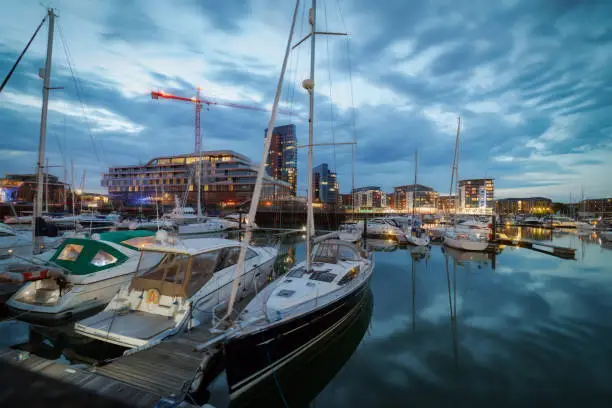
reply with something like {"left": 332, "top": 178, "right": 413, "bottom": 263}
{"left": 102, "top": 150, "right": 291, "bottom": 207}
{"left": 458, "top": 178, "right": 494, "bottom": 213}
{"left": 393, "top": 184, "right": 438, "bottom": 212}
{"left": 265, "top": 124, "right": 297, "bottom": 196}
{"left": 312, "top": 163, "right": 339, "bottom": 206}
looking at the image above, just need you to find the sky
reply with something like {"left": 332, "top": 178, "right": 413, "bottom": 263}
{"left": 1, "top": 0, "right": 611, "bottom": 202}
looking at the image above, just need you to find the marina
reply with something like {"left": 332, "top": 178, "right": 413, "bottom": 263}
{"left": 1, "top": 0, "right": 612, "bottom": 407}
{"left": 1, "top": 227, "right": 611, "bottom": 407}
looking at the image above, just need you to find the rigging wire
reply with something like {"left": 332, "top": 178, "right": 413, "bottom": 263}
{"left": 323, "top": 0, "right": 337, "bottom": 174}
{"left": 0, "top": 15, "right": 47, "bottom": 94}
{"left": 56, "top": 20, "right": 102, "bottom": 164}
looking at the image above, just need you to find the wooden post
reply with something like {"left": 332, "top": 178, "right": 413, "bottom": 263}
{"left": 491, "top": 214, "right": 496, "bottom": 242}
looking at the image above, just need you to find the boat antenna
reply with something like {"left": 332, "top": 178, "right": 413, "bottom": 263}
{"left": 220, "top": 0, "right": 302, "bottom": 324}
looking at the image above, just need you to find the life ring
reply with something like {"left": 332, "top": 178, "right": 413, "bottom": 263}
{"left": 145, "top": 288, "right": 161, "bottom": 305}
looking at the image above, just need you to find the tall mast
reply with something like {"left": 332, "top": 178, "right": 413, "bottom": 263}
{"left": 448, "top": 116, "right": 461, "bottom": 214}
{"left": 63, "top": 165, "right": 68, "bottom": 211}
{"left": 196, "top": 87, "right": 203, "bottom": 219}
{"left": 305, "top": 0, "right": 317, "bottom": 272}
{"left": 222, "top": 0, "right": 301, "bottom": 322}
{"left": 32, "top": 9, "right": 56, "bottom": 253}
{"left": 412, "top": 150, "right": 417, "bottom": 220}
{"left": 44, "top": 158, "right": 49, "bottom": 213}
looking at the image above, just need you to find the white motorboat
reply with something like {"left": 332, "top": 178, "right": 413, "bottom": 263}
{"left": 337, "top": 223, "right": 362, "bottom": 243}
{"left": 74, "top": 237, "right": 277, "bottom": 350}
{"left": 0, "top": 222, "right": 62, "bottom": 259}
{"left": 224, "top": 213, "right": 258, "bottom": 229}
{"left": 119, "top": 218, "right": 174, "bottom": 231}
{"left": 4, "top": 214, "right": 35, "bottom": 225}
{"left": 6, "top": 230, "right": 156, "bottom": 325}
{"left": 356, "top": 218, "right": 408, "bottom": 244}
{"left": 600, "top": 231, "right": 612, "bottom": 241}
{"left": 178, "top": 217, "right": 237, "bottom": 235}
{"left": 523, "top": 216, "right": 543, "bottom": 226}
{"left": 576, "top": 217, "right": 599, "bottom": 230}
{"left": 443, "top": 228, "right": 489, "bottom": 252}
{"left": 162, "top": 205, "right": 199, "bottom": 225}
{"left": 547, "top": 215, "right": 576, "bottom": 228}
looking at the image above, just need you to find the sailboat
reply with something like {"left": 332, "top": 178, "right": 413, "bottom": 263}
{"left": 215, "top": 1, "right": 375, "bottom": 398}
{"left": 442, "top": 117, "right": 488, "bottom": 252}
{"left": 405, "top": 150, "right": 430, "bottom": 246}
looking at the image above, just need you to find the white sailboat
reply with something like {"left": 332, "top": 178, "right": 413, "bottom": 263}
{"left": 442, "top": 117, "right": 488, "bottom": 252}
{"left": 215, "top": 1, "right": 375, "bottom": 398}
{"left": 405, "top": 150, "right": 430, "bottom": 246}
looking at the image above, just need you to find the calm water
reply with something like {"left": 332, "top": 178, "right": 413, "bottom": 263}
{"left": 2, "top": 228, "right": 612, "bottom": 407}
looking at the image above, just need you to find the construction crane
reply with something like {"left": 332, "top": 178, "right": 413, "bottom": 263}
{"left": 151, "top": 89, "right": 292, "bottom": 153}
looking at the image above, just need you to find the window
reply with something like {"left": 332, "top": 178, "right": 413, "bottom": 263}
{"left": 246, "top": 248, "right": 258, "bottom": 260}
{"left": 312, "top": 243, "right": 338, "bottom": 264}
{"left": 339, "top": 266, "right": 360, "bottom": 285}
{"left": 91, "top": 250, "right": 118, "bottom": 267}
{"left": 215, "top": 247, "right": 240, "bottom": 272}
{"left": 187, "top": 250, "right": 220, "bottom": 296}
{"left": 137, "top": 253, "right": 189, "bottom": 284}
{"left": 338, "top": 245, "right": 359, "bottom": 261}
{"left": 57, "top": 244, "right": 84, "bottom": 261}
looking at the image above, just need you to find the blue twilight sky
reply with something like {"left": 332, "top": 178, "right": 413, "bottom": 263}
{"left": 1, "top": 0, "right": 611, "bottom": 201}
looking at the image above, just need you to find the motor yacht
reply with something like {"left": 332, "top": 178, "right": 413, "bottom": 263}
{"left": 74, "top": 237, "right": 277, "bottom": 350}
{"left": 6, "top": 230, "right": 156, "bottom": 325}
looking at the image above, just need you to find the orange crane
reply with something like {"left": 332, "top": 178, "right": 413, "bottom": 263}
{"left": 151, "top": 89, "right": 292, "bottom": 153}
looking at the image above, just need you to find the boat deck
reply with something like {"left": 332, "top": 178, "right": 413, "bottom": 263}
{"left": 79, "top": 310, "right": 177, "bottom": 341}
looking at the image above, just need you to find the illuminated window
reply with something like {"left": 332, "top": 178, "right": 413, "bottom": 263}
{"left": 91, "top": 250, "right": 118, "bottom": 267}
{"left": 58, "top": 244, "right": 84, "bottom": 261}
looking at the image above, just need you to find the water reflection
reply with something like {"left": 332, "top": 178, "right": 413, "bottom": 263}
{"left": 229, "top": 289, "right": 373, "bottom": 408}
{"left": 366, "top": 238, "right": 398, "bottom": 252}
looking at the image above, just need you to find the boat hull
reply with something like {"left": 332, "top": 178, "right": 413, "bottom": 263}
{"left": 224, "top": 274, "right": 372, "bottom": 399}
{"left": 6, "top": 274, "right": 132, "bottom": 326}
{"left": 443, "top": 236, "right": 488, "bottom": 252}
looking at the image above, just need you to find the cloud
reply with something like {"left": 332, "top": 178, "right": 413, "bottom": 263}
{"left": 0, "top": 0, "right": 610, "bottom": 200}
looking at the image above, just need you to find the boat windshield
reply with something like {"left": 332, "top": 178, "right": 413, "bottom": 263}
{"left": 312, "top": 241, "right": 361, "bottom": 264}
{"left": 131, "top": 252, "right": 190, "bottom": 297}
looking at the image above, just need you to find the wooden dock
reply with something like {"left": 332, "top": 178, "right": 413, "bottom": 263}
{"left": 0, "top": 293, "right": 259, "bottom": 406}
{"left": 495, "top": 238, "right": 576, "bottom": 259}
{"left": 0, "top": 326, "right": 222, "bottom": 407}
{"left": 0, "top": 348, "right": 161, "bottom": 407}
{"left": 93, "top": 326, "right": 222, "bottom": 399}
